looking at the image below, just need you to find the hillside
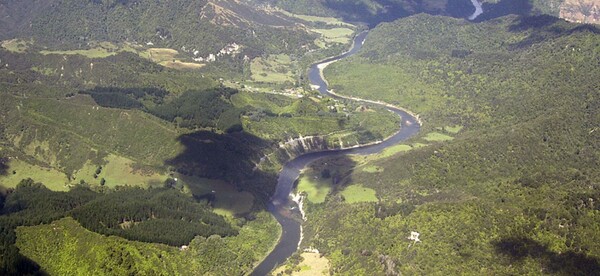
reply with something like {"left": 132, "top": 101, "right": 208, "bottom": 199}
{"left": 264, "top": 0, "right": 474, "bottom": 25}
{"left": 1, "top": 1, "right": 598, "bottom": 275}
{"left": 0, "top": 0, "right": 317, "bottom": 61}
{"left": 0, "top": 1, "right": 408, "bottom": 273}
{"left": 560, "top": 0, "right": 600, "bottom": 24}
{"left": 292, "top": 14, "right": 600, "bottom": 274}
{"left": 264, "top": 0, "right": 590, "bottom": 26}
{"left": 475, "top": 0, "right": 599, "bottom": 25}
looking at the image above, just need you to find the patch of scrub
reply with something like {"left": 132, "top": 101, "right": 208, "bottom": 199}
{"left": 444, "top": 125, "right": 463, "bottom": 134}
{"left": 423, "top": 132, "right": 454, "bottom": 142}
{"left": 181, "top": 176, "right": 254, "bottom": 217}
{"left": 0, "top": 159, "right": 69, "bottom": 191}
{"left": 31, "top": 66, "right": 57, "bottom": 76}
{"left": 361, "top": 165, "right": 383, "bottom": 173}
{"left": 412, "top": 142, "right": 428, "bottom": 148}
{"left": 296, "top": 176, "right": 331, "bottom": 204}
{"left": 1, "top": 39, "right": 31, "bottom": 53}
{"left": 340, "top": 184, "right": 378, "bottom": 203}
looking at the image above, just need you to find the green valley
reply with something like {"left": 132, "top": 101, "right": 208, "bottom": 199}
{"left": 293, "top": 13, "right": 600, "bottom": 275}
{"left": 0, "top": 0, "right": 599, "bottom": 275}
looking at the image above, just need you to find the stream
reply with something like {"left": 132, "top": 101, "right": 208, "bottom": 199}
{"left": 250, "top": 31, "right": 421, "bottom": 275}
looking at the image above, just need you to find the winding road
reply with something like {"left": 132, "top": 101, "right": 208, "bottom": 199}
{"left": 250, "top": 31, "right": 421, "bottom": 276}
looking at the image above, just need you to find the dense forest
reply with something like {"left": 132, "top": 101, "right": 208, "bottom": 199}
{"left": 291, "top": 13, "right": 600, "bottom": 275}
{"left": 0, "top": 179, "right": 241, "bottom": 274}
{"left": 149, "top": 88, "right": 244, "bottom": 131}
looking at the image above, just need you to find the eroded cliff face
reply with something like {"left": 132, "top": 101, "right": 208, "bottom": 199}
{"left": 276, "top": 135, "right": 332, "bottom": 159}
{"left": 560, "top": 0, "right": 600, "bottom": 24}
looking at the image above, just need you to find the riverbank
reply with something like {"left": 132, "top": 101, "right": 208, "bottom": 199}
{"left": 251, "top": 30, "right": 422, "bottom": 276}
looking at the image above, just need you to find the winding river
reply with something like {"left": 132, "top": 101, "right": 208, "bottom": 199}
{"left": 250, "top": 31, "right": 421, "bottom": 275}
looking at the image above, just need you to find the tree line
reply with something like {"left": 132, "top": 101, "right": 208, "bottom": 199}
{"left": 0, "top": 179, "right": 236, "bottom": 274}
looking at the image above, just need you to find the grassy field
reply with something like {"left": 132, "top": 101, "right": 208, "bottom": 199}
{"left": 423, "top": 132, "right": 455, "bottom": 142}
{"left": 40, "top": 47, "right": 118, "bottom": 58}
{"left": 0, "top": 154, "right": 169, "bottom": 191}
{"left": 377, "top": 144, "right": 414, "bottom": 159}
{"left": 340, "top": 184, "right": 378, "bottom": 203}
{"left": 296, "top": 175, "right": 332, "bottom": 204}
{"left": 277, "top": 9, "right": 354, "bottom": 28}
{"left": 180, "top": 176, "right": 255, "bottom": 216}
{"left": 145, "top": 48, "right": 204, "bottom": 70}
{"left": 277, "top": 9, "right": 356, "bottom": 47}
{"left": 313, "top": 28, "right": 355, "bottom": 47}
{"left": 0, "top": 94, "right": 182, "bottom": 189}
{"left": 20, "top": 97, "right": 182, "bottom": 167}
{"left": 0, "top": 159, "right": 69, "bottom": 191}
{"left": 444, "top": 125, "right": 463, "bottom": 134}
{"left": 37, "top": 42, "right": 203, "bottom": 70}
{"left": 230, "top": 92, "right": 296, "bottom": 114}
{"left": 250, "top": 54, "right": 295, "bottom": 83}
{"left": 159, "top": 60, "right": 204, "bottom": 69}
{"left": 73, "top": 154, "right": 169, "bottom": 188}
{"left": 39, "top": 42, "right": 127, "bottom": 58}
{"left": 274, "top": 252, "right": 330, "bottom": 275}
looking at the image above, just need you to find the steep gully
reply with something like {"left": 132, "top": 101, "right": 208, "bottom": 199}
{"left": 250, "top": 31, "right": 421, "bottom": 275}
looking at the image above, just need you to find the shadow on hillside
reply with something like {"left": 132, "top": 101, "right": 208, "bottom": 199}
{"left": 508, "top": 14, "right": 560, "bottom": 31}
{"left": 323, "top": 0, "right": 483, "bottom": 27}
{"left": 473, "top": 0, "right": 532, "bottom": 22}
{"left": 166, "top": 130, "right": 277, "bottom": 207}
{"left": 493, "top": 236, "right": 600, "bottom": 275}
{"left": 0, "top": 157, "right": 8, "bottom": 176}
{"left": 320, "top": 0, "right": 536, "bottom": 27}
{"left": 506, "top": 15, "right": 600, "bottom": 49}
{"left": 4, "top": 254, "right": 49, "bottom": 276}
{"left": 323, "top": 0, "right": 410, "bottom": 27}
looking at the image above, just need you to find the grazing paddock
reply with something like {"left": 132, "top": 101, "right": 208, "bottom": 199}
{"left": 0, "top": 159, "right": 69, "bottom": 191}
{"left": 340, "top": 184, "right": 378, "bottom": 203}
{"left": 296, "top": 175, "right": 332, "bottom": 204}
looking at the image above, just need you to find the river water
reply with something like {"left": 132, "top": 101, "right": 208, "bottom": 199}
{"left": 250, "top": 31, "right": 421, "bottom": 275}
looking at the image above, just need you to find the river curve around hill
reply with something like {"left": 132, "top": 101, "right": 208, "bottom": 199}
{"left": 250, "top": 31, "right": 421, "bottom": 276}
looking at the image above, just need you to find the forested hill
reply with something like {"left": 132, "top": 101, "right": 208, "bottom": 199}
{"left": 0, "top": 0, "right": 315, "bottom": 58}
{"left": 298, "top": 14, "right": 600, "bottom": 274}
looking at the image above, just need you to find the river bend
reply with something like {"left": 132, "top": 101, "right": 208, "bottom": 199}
{"left": 250, "top": 31, "right": 421, "bottom": 275}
